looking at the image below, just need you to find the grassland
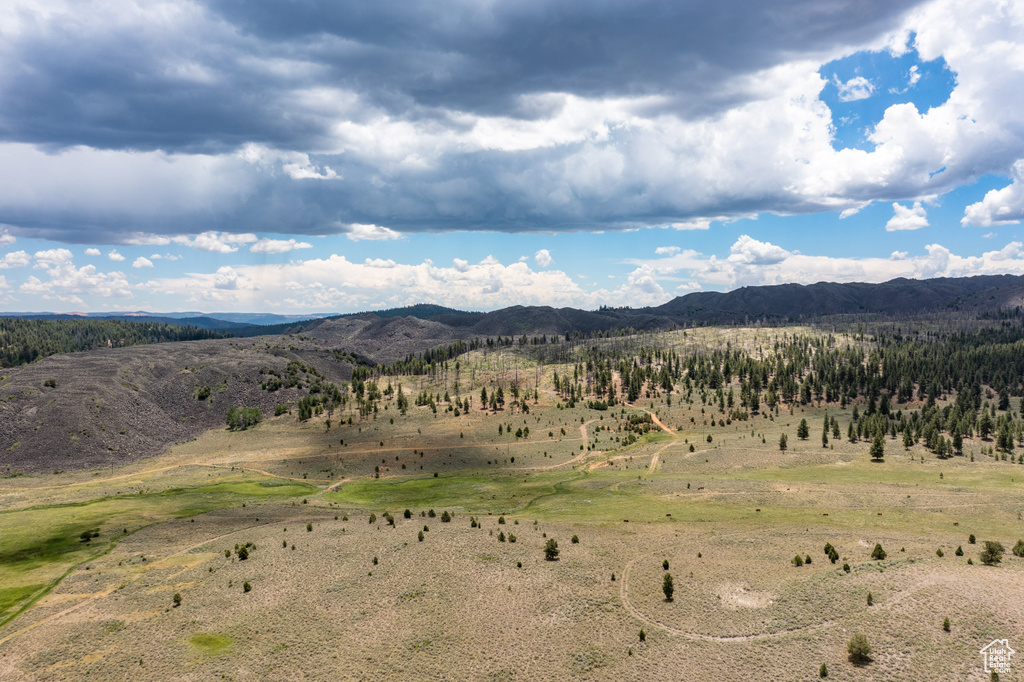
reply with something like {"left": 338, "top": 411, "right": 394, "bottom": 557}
{"left": 0, "top": 329, "right": 1022, "bottom": 680}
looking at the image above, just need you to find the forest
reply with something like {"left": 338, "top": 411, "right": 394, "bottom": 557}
{"left": 0, "top": 316, "right": 226, "bottom": 367}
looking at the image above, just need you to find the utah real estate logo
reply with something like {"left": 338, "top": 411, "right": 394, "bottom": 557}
{"left": 980, "top": 639, "right": 1014, "bottom": 676}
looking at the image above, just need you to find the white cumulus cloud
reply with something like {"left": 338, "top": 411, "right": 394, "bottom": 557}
{"left": 250, "top": 238, "right": 313, "bottom": 254}
{"left": 84, "top": 247, "right": 101, "bottom": 256}
{"left": 534, "top": 249, "right": 553, "bottom": 268}
{"left": 885, "top": 201, "right": 930, "bottom": 231}
{"left": 343, "top": 224, "right": 402, "bottom": 242}
{"left": 834, "top": 75, "right": 875, "bottom": 102}
{"left": 132, "top": 256, "right": 154, "bottom": 268}
{"left": 107, "top": 249, "right": 126, "bottom": 261}
{"left": 0, "top": 250, "right": 31, "bottom": 269}
{"left": 962, "top": 160, "right": 1024, "bottom": 227}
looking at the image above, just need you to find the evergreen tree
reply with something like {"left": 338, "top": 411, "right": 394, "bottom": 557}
{"left": 870, "top": 432, "right": 885, "bottom": 460}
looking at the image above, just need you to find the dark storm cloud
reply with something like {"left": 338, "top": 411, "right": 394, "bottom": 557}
{"left": 0, "top": 0, "right": 924, "bottom": 153}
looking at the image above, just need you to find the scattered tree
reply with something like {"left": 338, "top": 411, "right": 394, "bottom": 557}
{"left": 980, "top": 540, "right": 1005, "bottom": 566}
{"left": 544, "top": 538, "right": 559, "bottom": 561}
{"left": 869, "top": 432, "right": 885, "bottom": 460}
{"left": 871, "top": 543, "right": 886, "bottom": 560}
{"left": 847, "top": 633, "right": 872, "bottom": 663}
{"left": 662, "top": 573, "right": 674, "bottom": 602}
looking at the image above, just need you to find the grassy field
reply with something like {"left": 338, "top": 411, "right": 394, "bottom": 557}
{"left": 0, "top": 331, "right": 1022, "bottom": 680}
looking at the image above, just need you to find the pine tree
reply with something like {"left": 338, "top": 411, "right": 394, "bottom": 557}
{"left": 870, "top": 432, "right": 885, "bottom": 460}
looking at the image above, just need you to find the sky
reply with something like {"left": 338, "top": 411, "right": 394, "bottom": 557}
{"left": 1, "top": 0, "right": 1023, "bottom": 314}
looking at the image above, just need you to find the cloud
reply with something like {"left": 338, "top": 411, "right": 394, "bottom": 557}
{"left": 174, "top": 231, "right": 257, "bottom": 253}
{"left": 885, "top": 201, "right": 929, "bottom": 231}
{"left": 132, "top": 256, "right": 154, "bottom": 269}
{"left": 907, "top": 64, "right": 921, "bottom": 87}
{"left": 834, "top": 75, "right": 875, "bottom": 101}
{"left": 728, "top": 235, "right": 789, "bottom": 265}
{"left": 962, "top": 159, "right": 1024, "bottom": 227}
{"left": 0, "top": 248, "right": 30, "bottom": 266}
{"left": 0, "top": 229, "right": 14, "bottom": 245}
{"left": 107, "top": 249, "right": 126, "bottom": 261}
{"left": 630, "top": 235, "right": 1024, "bottom": 290}
{"left": 250, "top": 238, "right": 313, "bottom": 254}
{"left": 20, "top": 250, "right": 131, "bottom": 303}
{"left": 534, "top": 249, "right": 553, "bottom": 268}
{"left": 84, "top": 247, "right": 101, "bottom": 256}
{"left": 343, "top": 224, "right": 403, "bottom": 242}
{"left": 655, "top": 246, "right": 681, "bottom": 255}
{"left": 213, "top": 266, "right": 240, "bottom": 290}
{"left": 138, "top": 252, "right": 675, "bottom": 311}
{"left": 0, "top": 250, "right": 31, "bottom": 268}
{"left": 4, "top": 0, "right": 1015, "bottom": 243}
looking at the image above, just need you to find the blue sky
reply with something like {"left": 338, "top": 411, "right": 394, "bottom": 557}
{"left": 1, "top": 0, "right": 1023, "bottom": 313}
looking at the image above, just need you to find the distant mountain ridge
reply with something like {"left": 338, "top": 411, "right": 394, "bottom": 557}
{"left": 5, "top": 274, "right": 1024, "bottom": 338}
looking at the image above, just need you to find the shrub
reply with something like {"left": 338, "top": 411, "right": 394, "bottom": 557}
{"left": 306, "top": 522, "right": 312, "bottom": 532}
{"left": 441, "top": 511, "right": 451, "bottom": 522}
{"left": 866, "top": 592, "right": 873, "bottom": 606}
{"left": 942, "top": 617, "right": 950, "bottom": 632}
{"left": 663, "top": 559, "right": 669, "bottom": 570}
{"left": 805, "top": 555, "right": 812, "bottom": 564}
{"left": 544, "top": 539, "right": 559, "bottom": 561}
{"left": 870, "top": 543, "right": 886, "bottom": 560}
{"left": 842, "top": 563, "right": 850, "bottom": 573}
{"left": 819, "top": 662, "right": 828, "bottom": 678}
{"left": 662, "top": 573, "right": 674, "bottom": 602}
{"left": 498, "top": 515, "right": 505, "bottom": 524}
{"left": 508, "top": 533, "right": 516, "bottom": 543}
{"left": 404, "top": 509, "right": 412, "bottom": 519}
{"left": 969, "top": 534, "right": 976, "bottom": 544}
{"left": 172, "top": 593, "right": 182, "bottom": 607}
{"left": 792, "top": 555, "right": 804, "bottom": 567}
{"left": 243, "top": 581, "right": 251, "bottom": 593}
{"left": 955, "top": 545, "right": 964, "bottom": 556}
{"left": 369, "top": 513, "right": 376, "bottom": 524}
{"left": 638, "top": 629, "right": 646, "bottom": 642}
{"left": 418, "top": 531, "right": 424, "bottom": 542}
{"left": 847, "top": 633, "right": 871, "bottom": 662}
{"left": 1013, "top": 539, "right": 1024, "bottom": 557}
{"left": 236, "top": 546, "right": 249, "bottom": 561}
{"left": 498, "top": 531, "right": 506, "bottom": 542}
{"left": 428, "top": 509, "right": 436, "bottom": 518}
{"left": 980, "top": 540, "right": 1005, "bottom": 565}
